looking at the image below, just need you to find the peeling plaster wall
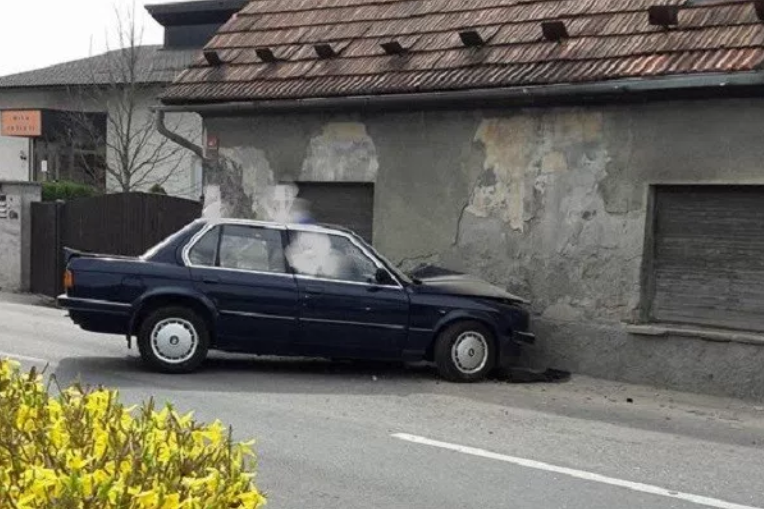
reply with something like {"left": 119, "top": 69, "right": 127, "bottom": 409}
{"left": 204, "top": 98, "right": 764, "bottom": 400}
{"left": 454, "top": 111, "right": 644, "bottom": 324}
{"left": 205, "top": 115, "right": 381, "bottom": 220}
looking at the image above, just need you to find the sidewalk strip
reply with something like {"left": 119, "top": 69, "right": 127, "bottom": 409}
{"left": 392, "top": 433, "right": 762, "bottom": 509}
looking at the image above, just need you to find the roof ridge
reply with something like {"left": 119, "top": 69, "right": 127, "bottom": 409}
{"left": 0, "top": 45, "right": 197, "bottom": 89}
{"left": 0, "top": 45, "right": 163, "bottom": 81}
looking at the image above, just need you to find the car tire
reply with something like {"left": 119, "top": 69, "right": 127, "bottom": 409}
{"left": 137, "top": 306, "right": 209, "bottom": 374}
{"left": 434, "top": 321, "right": 496, "bottom": 383}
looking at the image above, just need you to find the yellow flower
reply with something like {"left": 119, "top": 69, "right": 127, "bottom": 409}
{"left": 15, "top": 404, "right": 37, "bottom": 431}
{"left": 238, "top": 490, "right": 267, "bottom": 508}
{"left": 194, "top": 420, "right": 225, "bottom": 446}
{"left": 119, "top": 460, "right": 132, "bottom": 477}
{"left": 157, "top": 444, "right": 172, "bottom": 464}
{"left": 160, "top": 492, "right": 181, "bottom": 509}
{"left": 134, "top": 489, "right": 160, "bottom": 509}
{"left": 93, "top": 430, "right": 108, "bottom": 459}
{"left": 66, "top": 452, "right": 91, "bottom": 471}
{"left": 174, "top": 410, "right": 194, "bottom": 426}
{"left": 0, "top": 359, "right": 265, "bottom": 509}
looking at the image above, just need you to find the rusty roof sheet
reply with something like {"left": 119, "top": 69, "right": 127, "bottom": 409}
{"left": 162, "top": 0, "right": 764, "bottom": 104}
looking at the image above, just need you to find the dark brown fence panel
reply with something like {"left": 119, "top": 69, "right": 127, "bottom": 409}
{"left": 30, "top": 193, "right": 202, "bottom": 297}
{"left": 30, "top": 202, "right": 63, "bottom": 297}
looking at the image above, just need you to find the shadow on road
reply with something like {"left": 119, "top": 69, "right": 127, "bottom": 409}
{"left": 48, "top": 355, "right": 764, "bottom": 449}
{"left": 52, "top": 354, "right": 569, "bottom": 397}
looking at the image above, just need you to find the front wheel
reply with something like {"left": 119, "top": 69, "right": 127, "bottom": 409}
{"left": 434, "top": 321, "right": 496, "bottom": 382}
{"left": 137, "top": 307, "right": 209, "bottom": 374}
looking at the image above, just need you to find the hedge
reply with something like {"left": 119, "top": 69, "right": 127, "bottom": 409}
{"left": 0, "top": 359, "right": 266, "bottom": 509}
{"left": 41, "top": 181, "right": 99, "bottom": 202}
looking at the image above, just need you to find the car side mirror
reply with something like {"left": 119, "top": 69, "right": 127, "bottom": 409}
{"left": 375, "top": 268, "right": 395, "bottom": 286}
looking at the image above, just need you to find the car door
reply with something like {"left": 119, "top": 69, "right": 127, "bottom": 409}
{"left": 186, "top": 223, "right": 298, "bottom": 354}
{"left": 286, "top": 229, "right": 409, "bottom": 359}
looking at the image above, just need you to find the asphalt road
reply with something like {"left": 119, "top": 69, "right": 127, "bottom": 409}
{"left": 2, "top": 297, "right": 764, "bottom": 509}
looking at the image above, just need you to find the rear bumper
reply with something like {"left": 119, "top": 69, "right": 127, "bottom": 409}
{"left": 57, "top": 294, "right": 131, "bottom": 335}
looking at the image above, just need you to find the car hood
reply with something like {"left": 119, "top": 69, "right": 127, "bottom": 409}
{"left": 416, "top": 273, "right": 529, "bottom": 304}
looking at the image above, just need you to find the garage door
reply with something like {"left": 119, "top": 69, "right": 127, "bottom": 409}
{"left": 297, "top": 183, "right": 374, "bottom": 243}
{"left": 651, "top": 185, "right": 764, "bottom": 332}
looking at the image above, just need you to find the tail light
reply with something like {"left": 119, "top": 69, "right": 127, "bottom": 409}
{"left": 63, "top": 270, "right": 74, "bottom": 292}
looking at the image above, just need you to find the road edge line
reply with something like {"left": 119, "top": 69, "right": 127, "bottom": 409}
{"left": 392, "top": 432, "right": 762, "bottom": 509}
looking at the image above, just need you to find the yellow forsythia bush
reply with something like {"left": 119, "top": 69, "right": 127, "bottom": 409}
{"left": 0, "top": 359, "right": 266, "bottom": 509}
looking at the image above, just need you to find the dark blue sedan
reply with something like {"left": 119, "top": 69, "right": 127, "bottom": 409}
{"left": 58, "top": 219, "right": 534, "bottom": 382}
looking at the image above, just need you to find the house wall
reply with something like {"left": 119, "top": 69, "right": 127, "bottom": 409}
{"left": 104, "top": 87, "right": 203, "bottom": 199}
{"left": 0, "top": 89, "right": 70, "bottom": 182}
{"left": 0, "top": 136, "right": 29, "bottom": 181}
{"left": 0, "top": 181, "right": 41, "bottom": 292}
{"left": 0, "top": 87, "right": 202, "bottom": 199}
{"left": 203, "top": 97, "right": 764, "bottom": 401}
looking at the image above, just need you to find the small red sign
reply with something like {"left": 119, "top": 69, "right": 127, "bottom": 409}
{"left": 1, "top": 110, "right": 42, "bottom": 137}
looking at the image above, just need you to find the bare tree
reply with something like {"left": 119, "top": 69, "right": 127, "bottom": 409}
{"left": 63, "top": 4, "right": 190, "bottom": 193}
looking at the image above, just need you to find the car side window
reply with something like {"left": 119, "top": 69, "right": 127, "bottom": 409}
{"left": 187, "top": 227, "right": 220, "bottom": 266}
{"left": 286, "top": 231, "right": 378, "bottom": 283}
{"left": 218, "top": 225, "right": 287, "bottom": 274}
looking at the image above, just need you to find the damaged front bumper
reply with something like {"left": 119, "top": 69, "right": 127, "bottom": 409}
{"left": 514, "top": 330, "right": 536, "bottom": 345}
{"left": 497, "top": 329, "right": 536, "bottom": 368}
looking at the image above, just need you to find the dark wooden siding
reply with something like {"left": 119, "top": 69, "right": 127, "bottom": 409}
{"left": 30, "top": 202, "right": 63, "bottom": 298}
{"left": 30, "top": 193, "right": 201, "bottom": 297}
{"left": 297, "top": 183, "right": 375, "bottom": 243}
{"left": 650, "top": 185, "right": 764, "bottom": 332}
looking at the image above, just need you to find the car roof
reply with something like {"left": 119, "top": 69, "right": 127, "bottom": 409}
{"left": 199, "top": 217, "right": 357, "bottom": 236}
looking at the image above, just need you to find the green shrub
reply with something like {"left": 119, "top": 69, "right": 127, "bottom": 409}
{"left": 149, "top": 184, "right": 168, "bottom": 195}
{"left": 42, "top": 181, "right": 99, "bottom": 202}
{"left": 0, "top": 359, "right": 266, "bottom": 509}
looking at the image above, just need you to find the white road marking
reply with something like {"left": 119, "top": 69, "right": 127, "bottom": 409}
{"left": 392, "top": 433, "right": 762, "bottom": 509}
{"left": 0, "top": 351, "right": 53, "bottom": 365}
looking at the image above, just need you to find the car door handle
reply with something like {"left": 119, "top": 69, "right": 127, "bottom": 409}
{"left": 303, "top": 286, "right": 323, "bottom": 294}
{"left": 202, "top": 275, "right": 220, "bottom": 284}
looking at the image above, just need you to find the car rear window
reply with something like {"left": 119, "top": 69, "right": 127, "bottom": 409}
{"left": 187, "top": 227, "right": 220, "bottom": 266}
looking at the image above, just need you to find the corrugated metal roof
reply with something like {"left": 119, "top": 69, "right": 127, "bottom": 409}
{"left": 162, "top": 0, "right": 764, "bottom": 104}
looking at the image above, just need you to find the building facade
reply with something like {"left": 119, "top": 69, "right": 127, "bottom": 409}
{"left": 160, "top": 0, "right": 764, "bottom": 399}
{"left": 0, "top": 0, "right": 246, "bottom": 199}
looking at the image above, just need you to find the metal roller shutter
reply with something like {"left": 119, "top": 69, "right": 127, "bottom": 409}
{"left": 651, "top": 185, "right": 764, "bottom": 332}
{"left": 297, "top": 183, "right": 375, "bottom": 243}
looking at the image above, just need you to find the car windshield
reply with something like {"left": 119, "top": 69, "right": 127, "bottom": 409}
{"left": 349, "top": 232, "right": 415, "bottom": 285}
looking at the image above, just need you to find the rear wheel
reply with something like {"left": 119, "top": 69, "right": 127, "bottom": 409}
{"left": 137, "top": 306, "right": 209, "bottom": 373}
{"left": 434, "top": 321, "right": 496, "bottom": 383}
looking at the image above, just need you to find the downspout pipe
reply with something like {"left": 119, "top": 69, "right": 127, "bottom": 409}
{"left": 154, "top": 109, "right": 206, "bottom": 160}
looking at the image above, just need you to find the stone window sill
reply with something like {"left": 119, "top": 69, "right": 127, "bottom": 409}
{"left": 626, "top": 324, "right": 764, "bottom": 346}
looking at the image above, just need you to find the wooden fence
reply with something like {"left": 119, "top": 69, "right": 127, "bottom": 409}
{"left": 31, "top": 193, "right": 202, "bottom": 297}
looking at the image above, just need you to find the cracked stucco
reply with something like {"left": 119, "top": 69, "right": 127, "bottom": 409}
{"left": 469, "top": 117, "right": 535, "bottom": 231}
{"left": 301, "top": 122, "right": 379, "bottom": 182}
{"left": 455, "top": 110, "right": 644, "bottom": 322}
{"left": 206, "top": 111, "right": 644, "bottom": 322}
{"left": 206, "top": 122, "right": 379, "bottom": 222}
